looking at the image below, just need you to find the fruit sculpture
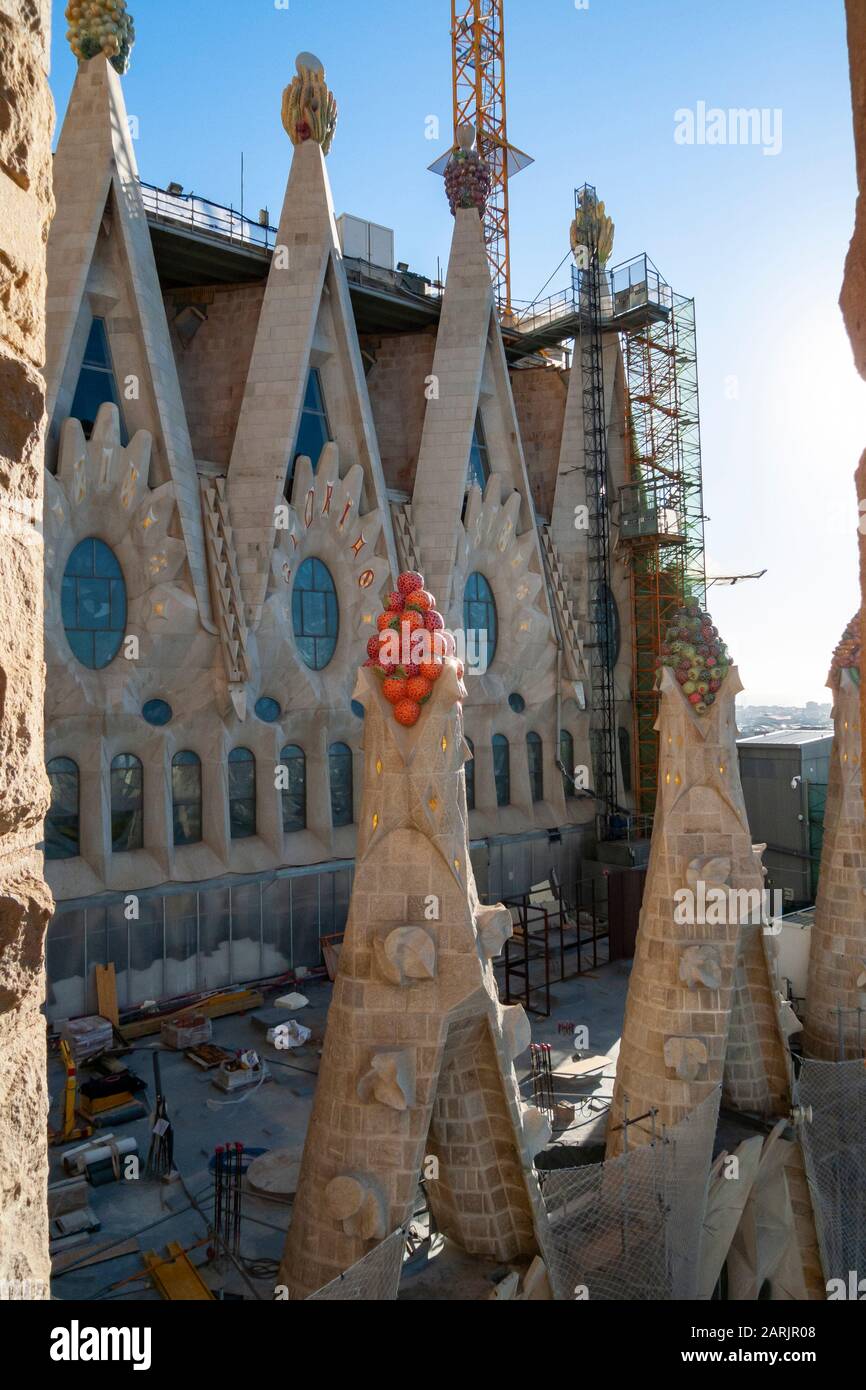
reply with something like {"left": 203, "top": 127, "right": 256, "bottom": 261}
{"left": 364, "top": 571, "right": 457, "bottom": 727}
{"left": 65, "top": 0, "right": 135, "bottom": 74}
{"left": 658, "top": 601, "right": 731, "bottom": 714}
{"left": 829, "top": 612, "right": 861, "bottom": 684}
{"left": 444, "top": 124, "right": 492, "bottom": 218}
{"left": 281, "top": 52, "right": 338, "bottom": 155}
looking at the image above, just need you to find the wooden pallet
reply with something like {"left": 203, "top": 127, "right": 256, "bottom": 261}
{"left": 120, "top": 989, "right": 263, "bottom": 1041}
{"left": 143, "top": 1242, "right": 215, "bottom": 1300}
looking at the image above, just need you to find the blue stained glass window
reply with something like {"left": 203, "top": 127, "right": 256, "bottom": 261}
{"left": 287, "top": 368, "right": 331, "bottom": 493}
{"left": 329, "top": 742, "right": 353, "bottom": 828}
{"left": 280, "top": 745, "right": 306, "bottom": 833}
{"left": 465, "top": 736, "right": 475, "bottom": 812}
{"left": 463, "top": 572, "right": 497, "bottom": 665}
{"left": 493, "top": 734, "right": 510, "bottom": 808}
{"left": 594, "top": 582, "right": 621, "bottom": 670}
{"left": 142, "top": 699, "right": 173, "bottom": 726}
{"left": 467, "top": 410, "right": 490, "bottom": 491}
{"left": 255, "top": 697, "right": 281, "bottom": 724}
{"left": 172, "top": 751, "right": 202, "bottom": 847}
{"left": 508, "top": 693, "right": 525, "bottom": 714}
{"left": 618, "top": 726, "right": 633, "bottom": 795}
{"left": 111, "top": 753, "right": 143, "bottom": 852}
{"left": 228, "top": 747, "right": 256, "bottom": 840}
{"left": 560, "top": 729, "right": 576, "bottom": 799}
{"left": 45, "top": 757, "right": 80, "bottom": 860}
{"left": 293, "top": 557, "right": 339, "bottom": 670}
{"left": 527, "top": 731, "right": 544, "bottom": 802}
{"left": 62, "top": 538, "right": 127, "bottom": 669}
{"left": 70, "top": 318, "right": 128, "bottom": 443}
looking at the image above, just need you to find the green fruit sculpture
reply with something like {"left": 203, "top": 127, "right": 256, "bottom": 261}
{"left": 657, "top": 602, "right": 731, "bottom": 713}
{"left": 66, "top": 0, "right": 135, "bottom": 74}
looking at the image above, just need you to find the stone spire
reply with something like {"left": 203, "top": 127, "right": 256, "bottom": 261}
{"left": 228, "top": 53, "right": 394, "bottom": 626}
{"left": 45, "top": 45, "right": 213, "bottom": 627}
{"left": 280, "top": 574, "right": 553, "bottom": 1298}
{"left": 804, "top": 613, "right": 866, "bottom": 1059}
{"left": 607, "top": 606, "right": 790, "bottom": 1156}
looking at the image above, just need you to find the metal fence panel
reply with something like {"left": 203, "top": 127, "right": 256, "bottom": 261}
{"left": 795, "top": 1059, "right": 866, "bottom": 1284}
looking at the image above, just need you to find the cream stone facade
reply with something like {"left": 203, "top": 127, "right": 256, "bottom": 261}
{"left": 39, "top": 49, "right": 640, "bottom": 1020}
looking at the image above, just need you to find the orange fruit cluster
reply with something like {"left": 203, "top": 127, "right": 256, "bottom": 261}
{"left": 363, "top": 571, "right": 453, "bottom": 726}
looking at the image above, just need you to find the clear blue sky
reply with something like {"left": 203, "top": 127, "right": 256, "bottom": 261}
{"left": 49, "top": 0, "right": 865, "bottom": 707}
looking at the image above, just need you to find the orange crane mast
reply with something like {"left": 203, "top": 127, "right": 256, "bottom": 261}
{"left": 450, "top": 0, "right": 531, "bottom": 317}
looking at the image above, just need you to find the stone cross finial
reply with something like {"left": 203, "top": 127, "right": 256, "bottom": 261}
{"left": 281, "top": 52, "right": 338, "bottom": 155}
{"left": 66, "top": 0, "right": 136, "bottom": 74}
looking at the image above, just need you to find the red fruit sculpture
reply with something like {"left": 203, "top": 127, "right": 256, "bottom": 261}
{"left": 394, "top": 699, "right": 421, "bottom": 727}
{"left": 369, "top": 573, "right": 460, "bottom": 727}
{"left": 397, "top": 571, "right": 424, "bottom": 597}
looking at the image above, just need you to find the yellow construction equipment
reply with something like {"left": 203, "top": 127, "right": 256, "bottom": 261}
{"left": 49, "top": 1040, "right": 93, "bottom": 1146}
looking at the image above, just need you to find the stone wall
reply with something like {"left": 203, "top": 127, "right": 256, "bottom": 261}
{"left": 362, "top": 329, "right": 436, "bottom": 496}
{"left": 509, "top": 363, "right": 568, "bottom": 521}
{"left": 166, "top": 282, "right": 264, "bottom": 469}
{"left": 0, "top": 0, "right": 54, "bottom": 1298}
{"left": 841, "top": 1, "right": 866, "bottom": 793}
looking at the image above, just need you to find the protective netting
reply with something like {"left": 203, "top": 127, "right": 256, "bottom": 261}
{"left": 305, "top": 1228, "right": 406, "bottom": 1301}
{"left": 540, "top": 1088, "right": 721, "bottom": 1301}
{"left": 795, "top": 1059, "right": 866, "bottom": 1283}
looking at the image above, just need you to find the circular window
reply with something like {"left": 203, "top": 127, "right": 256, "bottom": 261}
{"left": 61, "top": 537, "right": 127, "bottom": 669}
{"left": 463, "top": 572, "right": 497, "bottom": 665}
{"left": 292, "top": 557, "right": 339, "bottom": 670}
{"left": 255, "top": 697, "right": 281, "bottom": 723}
{"left": 350, "top": 699, "right": 365, "bottom": 720}
{"left": 508, "top": 693, "right": 525, "bottom": 714}
{"left": 142, "top": 698, "right": 173, "bottom": 726}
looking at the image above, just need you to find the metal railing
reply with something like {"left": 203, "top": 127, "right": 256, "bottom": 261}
{"left": 511, "top": 251, "right": 673, "bottom": 337}
{"left": 494, "top": 877, "right": 609, "bottom": 1017}
{"left": 138, "top": 180, "right": 278, "bottom": 251}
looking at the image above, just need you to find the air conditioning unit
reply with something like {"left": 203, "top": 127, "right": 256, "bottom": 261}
{"left": 336, "top": 214, "right": 395, "bottom": 270}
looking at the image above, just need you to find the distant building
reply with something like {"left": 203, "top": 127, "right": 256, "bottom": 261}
{"left": 737, "top": 730, "right": 833, "bottom": 908}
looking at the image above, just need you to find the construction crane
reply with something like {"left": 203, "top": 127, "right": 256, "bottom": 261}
{"left": 448, "top": 0, "right": 532, "bottom": 317}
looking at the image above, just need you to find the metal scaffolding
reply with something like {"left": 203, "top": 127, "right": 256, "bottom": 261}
{"left": 618, "top": 264, "right": 706, "bottom": 813}
{"left": 575, "top": 185, "right": 619, "bottom": 826}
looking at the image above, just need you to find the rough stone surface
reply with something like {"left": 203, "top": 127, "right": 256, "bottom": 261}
{"left": 280, "top": 660, "right": 554, "bottom": 1298}
{"left": 841, "top": 3, "right": 866, "bottom": 795}
{"left": 607, "top": 665, "right": 791, "bottom": 1155}
{"left": 0, "top": 0, "right": 54, "bottom": 1299}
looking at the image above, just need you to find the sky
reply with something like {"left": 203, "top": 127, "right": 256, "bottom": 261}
{"left": 49, "top": 0, "right": 865, "bottom": 707}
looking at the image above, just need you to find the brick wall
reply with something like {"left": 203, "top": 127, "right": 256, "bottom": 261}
{"left": 510, "top": 364, "right": 568, "bottom": 521}
{"left": 363, "top": 329, "right": 436, "bottom": 495}
{"left": 167, "top": 282, "right": 265, "bottom": 468}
